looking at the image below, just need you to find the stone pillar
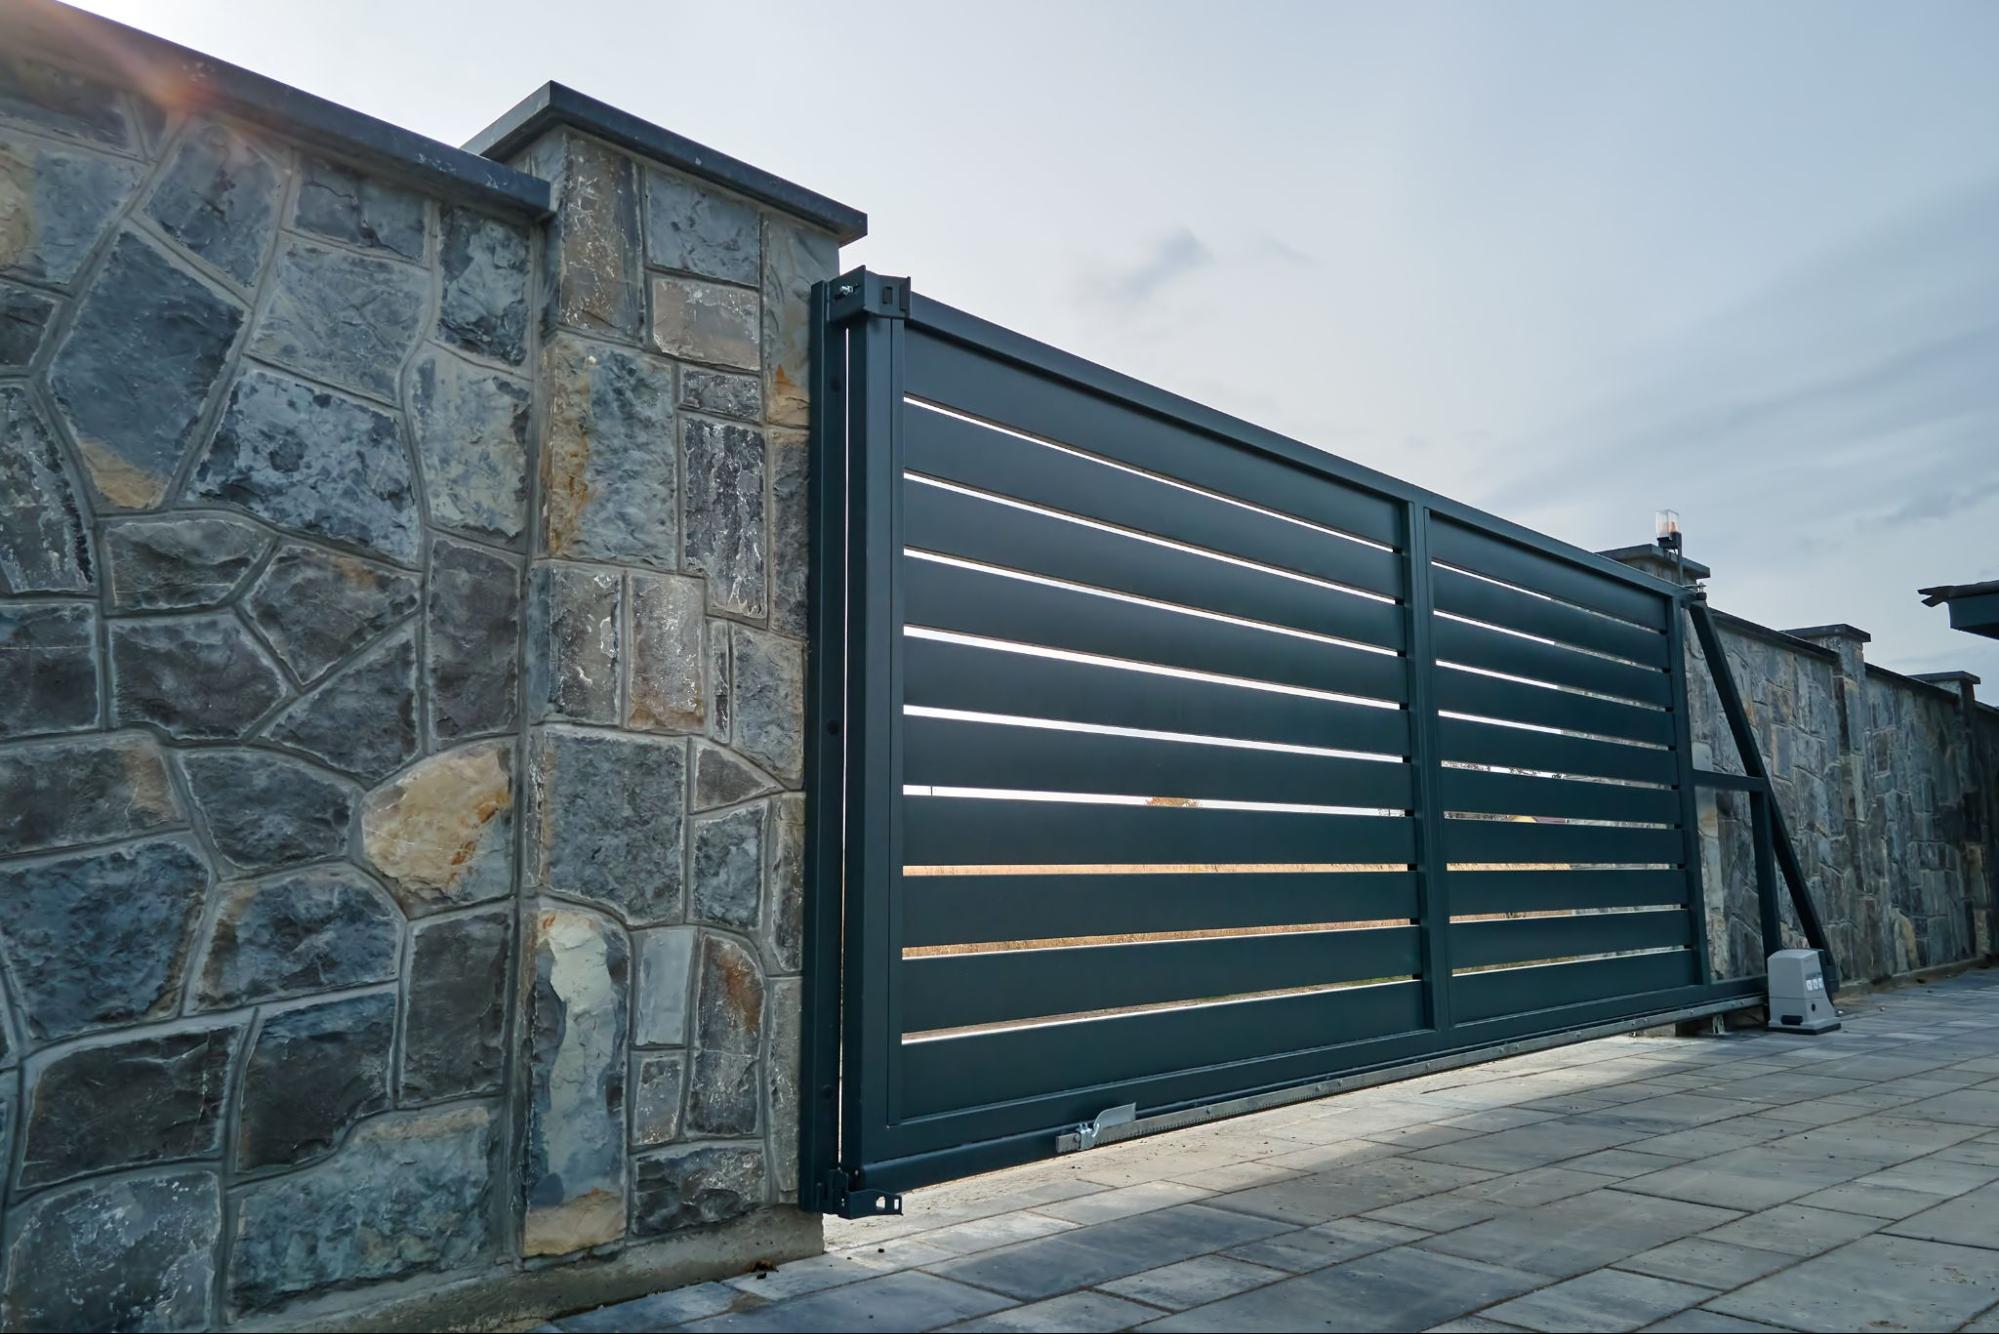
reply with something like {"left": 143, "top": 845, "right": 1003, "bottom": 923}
{"left": 1785, "top": 624, "right": 1875, "bottom": 974}
{"left": 1912, "top": 670, "right": 1994, "bottom": 957}
{"left": 471, "top": 89, "right": 860, "bottom": 1268}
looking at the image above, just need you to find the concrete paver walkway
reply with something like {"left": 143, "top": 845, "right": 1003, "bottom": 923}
{"left": 555, "top": 969, "right": 1999, "bottom": 1332}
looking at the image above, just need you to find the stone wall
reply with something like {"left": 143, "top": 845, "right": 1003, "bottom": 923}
{"left": 0, "top": 8, "right": 854, "bottom": 1330}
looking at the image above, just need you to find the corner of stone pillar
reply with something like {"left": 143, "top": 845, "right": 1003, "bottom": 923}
{"left": 468, "top": 84, "right": 862, "bottom": 1279}
{"left": 1596, "top": 540, "right": 1711, "bottom": 589}
{"left": 1913, "top": 670, "right": 1993, "bottom": 956}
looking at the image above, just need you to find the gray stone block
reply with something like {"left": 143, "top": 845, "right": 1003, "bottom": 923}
{"left": 681, "top": 365, "right": 761, "bottom": 421}
{"left": 634, "top": 926, "right": 696, "bottom": 1047}
{"left": 110, "top": 611, "right": 288, "bottom": 739}
{"left": 526, "top": 563, "right": 621, "bottom": 723}
{"left": 294, "top": 155, "right": 427, "bottom": 261}
{"left": 650, "top": 273, "right": 759, "bottom": 370}
{"left": 686, "top": 1050, "right": 760, "bottom": 1136}
{"left": 0, "top": 55, "right": 142, "bottom": 150}
{"left": 769, "top": 429, "right": 810, "bottom": 638}
{"left": 427, "top": 536, "right": 521, "bottom": 741}
{"left": 632, "top": 1051, "right": 686, "bottom": 1147}
{"left": 404, "top": 908, "right": 510, "bottom": 1103}
{"left": 524, "top": 903, "right": 629, "bottom": 1257}
{"left": 237, "top": 991, "right": 395, "bottom": 1171}
{"left": 264, "top": 620, "right": 419, "bottom": 781}
{"left": 0, "top": 834, "right": 208, "bottom": 1042}
{"left": 696, "top": 932, "right": 764, "bottom": 1055}
{"left": 627, "top": 570, "right": 707, "bottom": 733}
{"left": 0, "top": 1169, "right": 220, "bottom": 1333}
{"left": 541, "top": 335, "right": 678, "bottom": 567}
{"left": 0, "top": 731, "right": 181, "bottom": 856}
{"left": 48, "top": 229, "right": 244, "bottom": 509}
{"left": 765, "top": 793, "right": 805, "bottom": 974}
{"left": 361, "top": 738, "right": 515, "bottom": 914}
{"left": 631, "top": 1142, "right": 766, "bottom": 1236}
{"left": 692, "top": 741, "right": 778, "bottom": 811}
{"left": 194, "top": 867, "right": 400, "bottom": 1009}
{"left": 243, "top": 540, "right": 420, "bottom": 685}
{"left": 230, "top": 1103, "right": 496, "bottom": 1313}
{"left": 0, "top": 600, "right": 96, "bottom": 737}
{"left": 0, "top": 277, "right": 56, "bottom": 367}
{"left": 766, "top": 976, "right": 801, "bottom": 1196}
{"left": 104, "top": 514, "right": 270, "bottom": 611}
{"left": 0, "top": 131, "right": 143, "bottom": 286}
{"left": 194, "top": 367, "right": 420, "bottom": 565}
{"left": 529, "top": 726, "right": 686, "bottom": 925}
{"left": 250, "top": 237, "right": 428, "bottom": 401}
{"left": 408, "top": 347, "right": 532, "bottom": 544}
{"left": 18, "top": 1019, "right": 243, "bottom": 1188}
{"left": 732, "top": 623, "right": 805, "bottom": 783}
{"left": 644, "top": 168, "right": 760, "bottom": 285}
{"left": 537, "top": 132, "right": 642, "bottom": 339}
{"left": 0, "top": 386, "right": 91, "bottom": 594}
{"left": 691, "top": 802, "right": 764, "bottom": 930}
{"left": 762, "top": 218, "right": 839, "bottom": 428}
{"left": 180, "top": 749, "right": 355, "bottom": 872}
{"left": 683, "top": 416, "right": 768, "bottom": 618}
{"left": 438, "top": 205, "right": 530, "bottom": 364}
{"left": 144, "top": 117, "right": 287, "bottom": 287}
{"left": 710, "top": 618, "right": 733, "bottom": 741}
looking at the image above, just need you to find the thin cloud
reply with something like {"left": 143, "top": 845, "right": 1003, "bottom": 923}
{"left": 1086, "top": 227, "right": 1214, "bottom": 309}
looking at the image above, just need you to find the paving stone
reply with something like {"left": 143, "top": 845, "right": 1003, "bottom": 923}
{"left": 293, "top": 155, "right": 427, "bottom": 260}
{"left": 1212, "top": 1157, "right": 1498, "bottom": 1225}
{"left": 691, "top": 802, "right": 764, "bottom": 930}
{"left": 409, "top": 347, "right": 532, "bottom": 543}
{"left": 916, "top": 1211, "right": 1081, "bottom": 1257}
{"left": 404, "top": 908, "right": 510, "bottom": 1102}
{"left": 0, "top": 386, "right": 91, "bottom": 594}
{"left": 631, "top": 1051, "right": 685, "bottom": 1147}
{"left": 194, "top": 366, "right": 420, "bottom": 563}
{"left": 1222, "top": 1217, "right": 1426, "bottom": 1272}
{"left": 541, "top": 334, "right": 678, "bottom": 566}
{"left": 194, "top": 866, "right": 400, "bottom": 1009}
{"left": 529, "top": 726, "right": 686, "bottom": 924}
{"left": 1791, "top": 1179, "right": 1949, "bottom": 1219}
{"left": 18, "top": 1019, "right": 243, "bottom": 1187}
{"left": 1637, "top": 1311, "right": 1789, "bottom": 1332}
{"left": 627, "top": 570, "right": 707, "bottom": 732}
{"left": 237, "top": 991, "right": 394, "bottom": 1170}
{"left": 1421, "top": 1190, "right": 1743, "bottom": 1279}
{"left": 1613, "top": 1236, "right": 1793, "bottom": 1290}
{"left": 244, "top": 540, "right": 420, "bottom": 683}
{"left": 0, "top": 600, "right": 95, "bottom": 736}
{"left": 265, "top": 620, "right": 419, "bottom": 781}
{"left": 1451, "top": 1166, "right": 1623, "bottom": 1209}
{"left": 651, "top": 273, "right": 759, "bottom": 369}
{"left": 104, "top": 514, "right": 269, "bottom": 611}
{"left": 144, "top": 116, "right": 286, "bottom": 286}
{"left": 1362, "top": 1193, "right": 1513, "bottom": 1234}
{"left": 1882, "top": 1179, "right": 1999, "bottom": 1248}
{"left": 1482, "top": 1269, "right": 1713, "bottom": 1332}
{"left": 683, "top": 416, "right": 767, "bottom": 617}
{"left": 1041, "top": 1180, "right": 1213, "bottom": 1225}
{"left": 524, "top": 903, "right": 629, "bottom": 1256}
{"left": 1142, "top": 1243, "right": 1546, "bottom": 1333}
{"left": 0, "top": 277, "right": 56, "bottom": 366}
{"left": 1614, "top": 1146, "right": 1867, "bottom": 1212}
{"left": 562, "top": 1281, "right": 758, "bottom": 1330}
{"left": 0, "top": 834, "right": 207, "bottom": 1041}
{"left": 722, "top": 1250, "right": 884, "bottom": 1300}
{"left": 684, "top": 1270, "right": 1004, "bottom": 1332}
{"left": 0, "top": 1169, "right": 220, "bottom": 1333}
{"left": 932, "top": 1204, "right": 1290, "bottom": 1301}
{"left": 1412, "top": 1119, "right": 1651, "bottom": 1173}
{"left": 527, "top": 563, "right": 621, "bottom": 723}
{"left": 1101, "top": 1253, "right": 1287, "bottom": 1310}
{"left": 635, "top": 926, "right": 696, "bottom": 1046}
{"left": 360, "top": 738, "right": 514, "bottom": 912}
{"left": 682, "top": 365, "right": 761, "bottom": 420}
{"left": 1704, "top": 1233, "right": 1999, "bottom": 1332}
{"left": 535, "top": 131, "right": 642, "bottom": 339}
{"left": 761, "top": 218, "right": 838, "bottom": 428}
{"left": 1904, "top": 1087, "right": 1999, "bottom": 1125}
{"left": 438, "top": 205, "right": 530, "bottom": 363}
{"left": 732, "top": 623, "right": 804, "bottom": 783}
{"left": 645, "top": 168, "right": 760, "bottom": 284}
{"left": 633, "top": 1142, "right": 766, "bottom": 1237}
{"left": 50, "top": 229, "right": 245, "bottom": 508}
{"left": 231, "top": 1103, "right": 495, "bottom": 1312}
{"left": 0, "top": 130, "right": 144, "bottom": 285}
{"left": 428, "top": 536, "right": 521, "bottom": 740}
{"left": 180, "top": 748, "right": 354, "bottom": 871}
{"left": 946, "top": 1289, "right": 1156, "bottom": 1332}
{"left": 1699, "top": 1203, "right": 1881, "bottom": 1257}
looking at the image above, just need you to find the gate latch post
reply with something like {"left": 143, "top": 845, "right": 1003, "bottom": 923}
{"left": 1066, "top": 1102, "right": 1138, "bottom": 1153}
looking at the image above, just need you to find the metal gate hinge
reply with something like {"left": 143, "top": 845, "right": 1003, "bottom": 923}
{"left": 1068, "top": 1102, "right": 1137, "bottom": 1152}
{"left": 819, "top": 1169, "right": 902, "bottom": 1219}
{"left": 826, "top": 268, "right": 910, "bottom": 325}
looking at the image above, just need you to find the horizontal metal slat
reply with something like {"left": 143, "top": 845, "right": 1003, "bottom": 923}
{"left": 905, "top": 713, "right": 1414, "bottom": 810}
{"left": 1438, "top": 767, "right": 1680, "bottom": 825}
{"left": 1432, "top": 565, "right": 1669, "bottom": 667}
{"left": 903, "top": 796, "right": 1420, "bottom": 867}
{"left": 1451, "top": 909, "right": 1693, "bottom": 970}
{"left": 1429, "top": 520, "right": 1671, "bottom": 631}
{"left": 899, "top": 980, "right": 1428, "bottom": 1118}
{"left": 1435, "top": 669, "right": 1674, "bottom": 746}
{"left": 1437, "top": 717, "right": 1678, "bottom": 785}
{"left": 903, "top": 870, "right": 1421, "bottom": 948}
{"left": 906, "top": 406, "right": 1407, "bottom": 599}
{"left": 904, "top": 634, "right": 1411, "bottom": 758}
{"left": 1452, "top": 950, "right": 1701, "bottom": 1024}
{"left": 903, "top": 926, "right": 1422, "bottom": 1033}
{"left": 906, "top": 480, "right": 1407, "bottom": 652}
{"left": 904, "top": 556, "right": 1410, "bottom": 703}
{"left": 1447, "top": 869, "right": 1693, "bottom": 917}
{"left": 905, "top": 327, "right": 1407, "bottom": 548}
{"left": 1432, "top": 615, "right": 1670, "bottom": 706}
{"left": 1441, "top": 818, "right": 1685, "bottom": 866}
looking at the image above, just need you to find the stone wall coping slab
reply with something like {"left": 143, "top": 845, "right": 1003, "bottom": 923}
{"left": 1706, "top": 608, "right": 1841, "bottom": 662}
{"left": 1784, "top": 622, "right": 1874, "bottom": 645}
{"left": 466, "top": 82, "right": 867, "bottom": 244}
{"left": 1, "top": 0, "right": 552, "bottom": 220}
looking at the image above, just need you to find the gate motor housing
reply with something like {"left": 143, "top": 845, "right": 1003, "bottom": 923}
{"left": 1767, "top": 949, "right": 1839, "bottom": 1034}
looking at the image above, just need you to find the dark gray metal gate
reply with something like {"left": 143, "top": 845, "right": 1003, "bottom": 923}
{"left": 800, "top": 270, "right": 1777, "bottom": 1217}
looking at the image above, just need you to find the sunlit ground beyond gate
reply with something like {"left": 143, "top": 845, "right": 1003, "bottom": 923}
{"left": 552, "top": 968, "right": 1999, "bottom": 1332}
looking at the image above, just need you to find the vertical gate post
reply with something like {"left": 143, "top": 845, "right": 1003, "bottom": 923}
{"left": 1404, "top": 505, "right": 1454, "bottom": 1033}
{"left": 1667, "top": 602, "right": 1717, "bottom": 984}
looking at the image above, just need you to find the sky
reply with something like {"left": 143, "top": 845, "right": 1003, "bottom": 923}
{"left": 73, "top": 0, "right": 1999, "bottom": 693}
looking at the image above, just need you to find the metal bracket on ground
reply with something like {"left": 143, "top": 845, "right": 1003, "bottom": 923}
{"left": 1062, "top": 1102, "right": 1138, "bottom": 1153}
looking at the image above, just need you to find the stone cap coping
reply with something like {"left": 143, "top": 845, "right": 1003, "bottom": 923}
{"left": 3, "top": 0, "right": 552, "bottom": 220}
{"left": 1784, "top": 623, "right": 1873, "bottom": 644}
{"left": 1912, "top": 670, "right": 1983, "bottom": 687}
{"left": 1707, "top": 608, "right": 1840, "bottom": 662}
{"left": 466, "top": 82, "right": 868, "bottom": 245}
{"left": 1597, "top": 543, "right": 1713, "bottom": 580}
